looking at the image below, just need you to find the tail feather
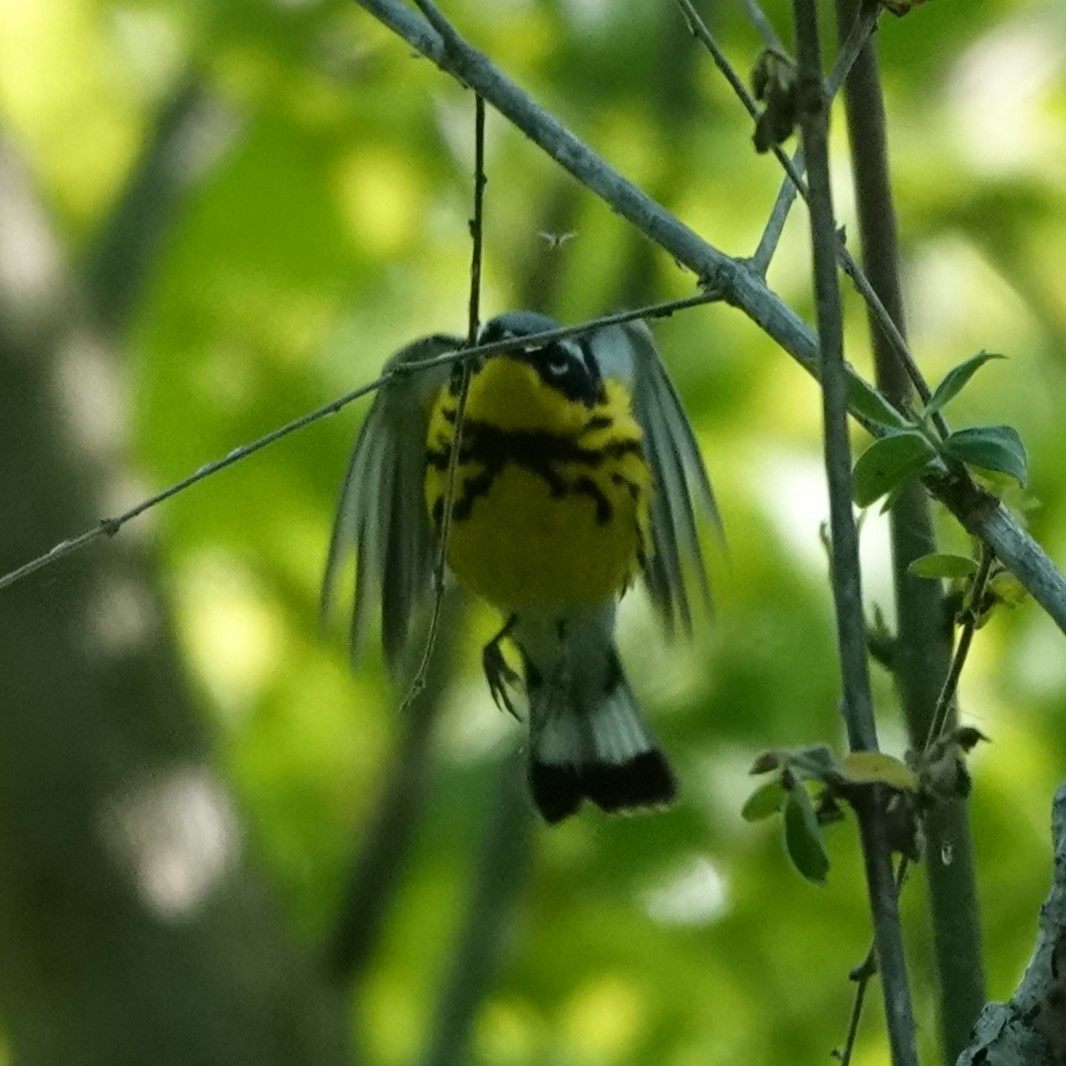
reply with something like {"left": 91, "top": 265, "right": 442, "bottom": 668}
{"left": 524, "top": 643, "right": 676, "bottom": 823}
{"left": 530, "top": 751, "right": 676, "bottom": 824}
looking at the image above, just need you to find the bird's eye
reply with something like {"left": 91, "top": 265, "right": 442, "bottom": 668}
{"left": 546, "top": 356, "right": 571, "bottom": 377}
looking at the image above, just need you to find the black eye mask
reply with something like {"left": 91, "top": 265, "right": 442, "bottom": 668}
{"left": 521, "top": 339, "right": 605, "bottom": 406}
{"left": 477, "top": 314, "right": 606, "bottom": 405}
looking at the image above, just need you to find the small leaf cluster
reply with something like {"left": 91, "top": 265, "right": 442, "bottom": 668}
{"left": 849, "top": 352, "right": 1028, "bottom": 509}
{"left": 743, "top": 730, "right": 988, "bottom": 884}
{"left": 751, "top": 48, "right": 798, "bottom": 153}
{"left": 908, "top": 551, "right": 1028, "bottom": 624}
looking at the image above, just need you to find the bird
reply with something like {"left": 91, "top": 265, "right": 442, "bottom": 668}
{"left": 322, "top": 311, "right": 718, "bottom": 823}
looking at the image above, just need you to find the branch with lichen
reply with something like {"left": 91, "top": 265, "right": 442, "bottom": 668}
{"left": 956, "top": 782, "right": 1066, "bottom": 1065}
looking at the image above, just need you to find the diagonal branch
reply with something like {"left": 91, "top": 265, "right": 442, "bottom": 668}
{"left": 353, "top": 0, "right": 814, "bottom": 365}
{"left": 351, "top": 0, "right": 1066, "bottom": 639}
{"left": 84, "top": 78, "right": 240, "bottom": 333}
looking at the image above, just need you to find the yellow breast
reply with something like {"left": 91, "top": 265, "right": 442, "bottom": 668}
{"left": 424, "top": 357, "right": 651, "bottom": 612}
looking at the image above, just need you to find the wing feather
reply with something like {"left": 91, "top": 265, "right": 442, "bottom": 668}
{"left": 588, "top": 319, "right": 721, "bottom": 632}
{"left": 321, "top": 334, "right": 462, "bottom": 669}
{"left": 639, "top": 406, "right": 684, "bottom": 622}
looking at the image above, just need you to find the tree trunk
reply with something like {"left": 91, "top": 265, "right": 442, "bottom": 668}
{"left": 0, "top": 130, "right": 350, "bottom": 1066}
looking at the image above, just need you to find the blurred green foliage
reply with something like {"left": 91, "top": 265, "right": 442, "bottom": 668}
{"left": 3, "top": 0, "right": 1066, "bottom": 1062}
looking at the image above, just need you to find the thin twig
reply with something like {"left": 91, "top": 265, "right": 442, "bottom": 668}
{"left": 839, "top": 964, "right": 873, "bottom": 1063}
{"left": 924, "top": 544, "right": 995, "bottom": 750}
{"left": 839, "top": 861, "right": 910, "bottom": 1065}
{"left": 739, "top": 0, "right": 787, "bottom": 52}
{"left": 324, "top": 94, "right": 487, "bottom": 979}
{"left": 0, "top": 370, "right": 389, "bottom": 593}
{"left": 674, "top": 0, "right": 762, "bottom": 120}
{"left": 672, "top": 0, "right": 815, "bottom": 220}
{"left": 0, "top": 290, "right": 719, "bottom": 596}
{"left": 751, "top": 145, "right": 806, "bottom": 275}
{"left": 401, "top": 94, "right": 485, "bottom": 712}
{"left": 467, "top": 95, "right": 487, "bottom": 344}
{"left": 838, "top": 246, "right": 941, "bottom": 420}
{"left": 827, "top": 0, "right": 884, "bottom": 98}
{"left": 793, "top": 0, "right": 917, "bottom": 1059}
{"left": 413, "top": 0, "right": 465, "bottom": 52}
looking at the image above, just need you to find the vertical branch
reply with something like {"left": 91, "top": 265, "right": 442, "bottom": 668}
{"left": 792, "top": 9, "right": 874, "bottom": 757}
{"left": 324, "top": 593, "right": 461, "bottom": 993}
{"left": 791, "top": 1, "right": 918, "bottom": 1062}
{"left": 841, "top": 543, "right": 993, "bottom": 1063}
{"left": 833, "top": 1, "right": 985, "bottom": 1057}
{"left": 418, "top": 757, "right": 533, "bottom": 1066}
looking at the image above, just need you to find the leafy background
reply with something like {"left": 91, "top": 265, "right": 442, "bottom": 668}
{"left": 1, "top": 0, "right": 1065, "bottom": 1062}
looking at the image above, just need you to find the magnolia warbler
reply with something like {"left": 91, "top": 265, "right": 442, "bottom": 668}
{"left": 323, "top": 312, "right": 718, "bottom": 823}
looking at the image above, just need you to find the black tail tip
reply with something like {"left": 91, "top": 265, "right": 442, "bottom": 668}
{"left": 529, "top": 751, "right": 677, "bottom": 824}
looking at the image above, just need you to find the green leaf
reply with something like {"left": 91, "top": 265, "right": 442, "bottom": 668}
{"left": 925, "top": 351, "right": 1004, "bottom": 415}
{"left": 741, "top": 779, "right": 788, "bottom": 822}
{"left": 942, "top": 425, "right": 1028, "bottom": 485}
{"left": 783, "top": 787, "right": 830, "bottom": 885}
{"left": 907, "top": 553, "right": 978, "bottom": 580}
{"left": 846, "top": 369, "right": 911, "bottom": 430}
{"left": 852, "top": 431, "right": 938, "bottom": 507}
{"left": 838, "top": 752, "right": 918, "bottom": 792}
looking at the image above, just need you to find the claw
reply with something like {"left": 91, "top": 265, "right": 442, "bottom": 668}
{"left": 482, "top": 615, "right": 523, "bottom": 720}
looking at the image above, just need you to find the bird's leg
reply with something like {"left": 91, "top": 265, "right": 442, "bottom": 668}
{"left": 482, "top": 614, "right": 523, "bottom": 720}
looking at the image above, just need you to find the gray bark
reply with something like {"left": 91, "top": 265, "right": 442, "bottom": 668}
{"left": 956, "top": 783, "right": 1066, "bottom": 1066}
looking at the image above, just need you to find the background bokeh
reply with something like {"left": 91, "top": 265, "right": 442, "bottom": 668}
{"left": 2, "top": 0, "right": 1065, "bottom": 1062}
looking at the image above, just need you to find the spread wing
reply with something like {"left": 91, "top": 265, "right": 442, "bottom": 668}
{"left": 321, "top": 334, "right": 462, "bottom": 669}
{"left": 588, "top": 319, "right": 721, "bottom": 633}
